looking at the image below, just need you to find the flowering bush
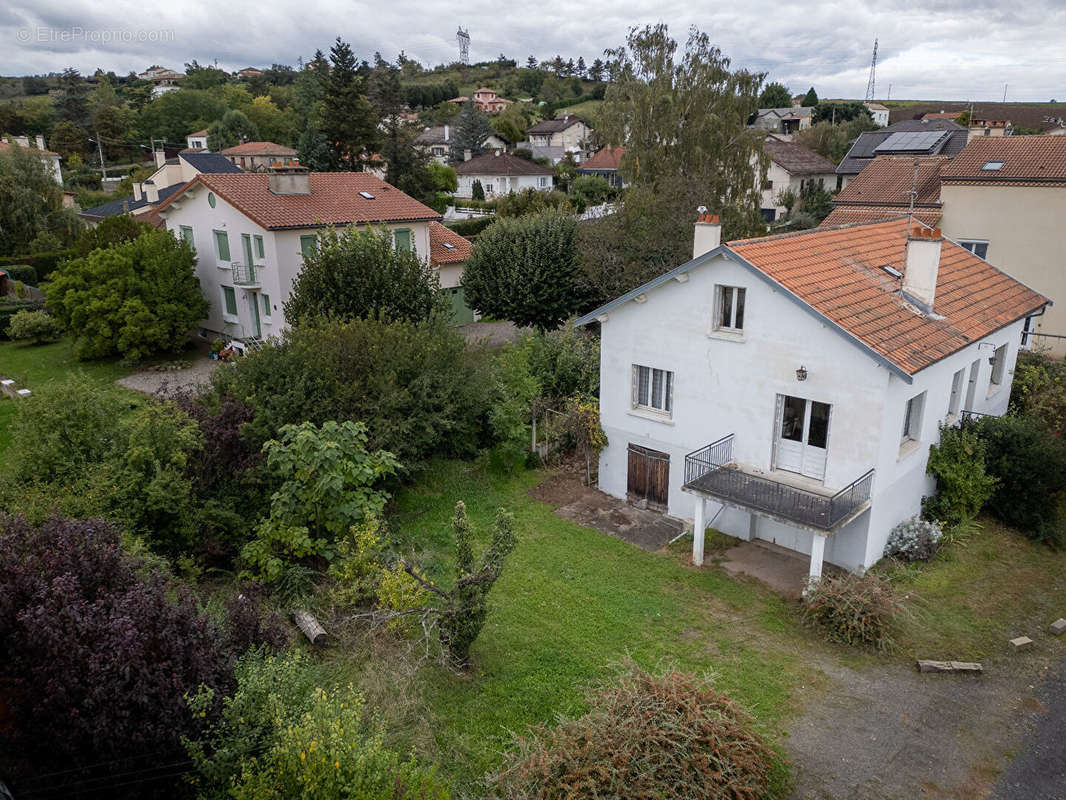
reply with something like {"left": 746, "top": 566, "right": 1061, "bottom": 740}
{"left": 884, "top": 516, "right": 943, "bottom": 562}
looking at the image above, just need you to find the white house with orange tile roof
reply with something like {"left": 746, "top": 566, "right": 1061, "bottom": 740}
{"left": 154, "top": 171, "right": 471, "bottom": 344}
{"left": 576, "top": 215, "right": 1047, "bottom": 587}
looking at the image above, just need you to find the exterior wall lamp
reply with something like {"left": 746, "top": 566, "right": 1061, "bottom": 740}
{"left": 796, "top": 365, "right": 808, "bottom": 381}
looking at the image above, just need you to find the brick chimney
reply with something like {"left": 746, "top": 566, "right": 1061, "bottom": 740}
{"left": 903, "top": 225, "right": 942, "bottom": 311}
{"left": 693, "top": 207, "right": 722, "bottom": 259}
{"left": 268, "top": 166, "right": 311, "bottom": 195}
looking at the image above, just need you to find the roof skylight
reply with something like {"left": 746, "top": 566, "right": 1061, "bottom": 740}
{"left": 358, "top": 191, "right": 375, "bottom": 199}
{"left": 981, "top": 161, "right": 1004, "bottom": 171}
{"left": 443, "top": 242, "right": 456, "bottom": 249}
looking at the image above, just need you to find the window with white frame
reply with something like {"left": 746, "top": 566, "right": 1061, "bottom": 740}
{"left": 632, "top": 365, "right": 673, "bottom": 416}
{"left": 989, "top": 343, "right": 1008, "bottom": 387}
{"left": 484, "top": 183, "right": 494, "bottom": 194}
{"left": 948, "top": 368, "right": 966, "bottom": 419}
{"left": 958, "top": 239, "right": 989, "bottom": 259}
{"left": 538, "top": 177, "right": 548, "bottom": 188}
{"left": 901, "top": 391, "right": 926, "bottom": 444}
{"left": 714, "top": 285, "right": 746, "bottom": 332}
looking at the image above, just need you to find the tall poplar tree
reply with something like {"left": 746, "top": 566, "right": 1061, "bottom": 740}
{"left": 580, "top": 24, "right": 768, "bottom": 302}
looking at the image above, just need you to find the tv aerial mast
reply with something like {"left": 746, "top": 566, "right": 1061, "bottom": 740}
{"left": 864, "top": 38, "right": 878, "bottom": 102}
{"left": 457, "top": 27, "right": 470, "bottom": 65}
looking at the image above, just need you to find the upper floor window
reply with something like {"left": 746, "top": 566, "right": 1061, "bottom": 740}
{"left": 179, "top": 225, "right": 193, "bottom": 244}
{"left": 632, "top": 365, "right": 673, "bottom": 416}
{"left": 959, "top": 240, "right": 989, "bottom": 259}
{"left": 300, "top": 234, "right": 317, "bottom": 258}
{"left": 902, "top": 391, "right": 926, "bottom": 444}
{"left": 393, "top": 229, "right": 412, "bottom": 252}
{"left": 989, "top": 343, "right": 1008, "bottom": 389}
{"left": 714, "top": 285, "right": 746, "bottom": 332}
{"left": 213, "top": 230, "right": 230, "bottom": 263}
{"left": 253, "top": 235, "right": 265, "bottom": 261}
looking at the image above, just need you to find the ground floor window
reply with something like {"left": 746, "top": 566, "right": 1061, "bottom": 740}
{"left": 221, "top": 285, "right": 238, "bottom": 320}
{"left": 632, "top": 365, "right": 673, "bottom": 416}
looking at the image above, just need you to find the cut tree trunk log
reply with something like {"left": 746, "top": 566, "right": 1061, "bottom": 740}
{"left": 294, "top": 610, "right": 327, "bottom": 645}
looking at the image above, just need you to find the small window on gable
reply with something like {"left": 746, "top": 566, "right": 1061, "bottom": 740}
{"left": 902, "top": 391, "right": 926, "bottom": 444}
{"left": 393, "top": 229, "right": 412, "bottom": 252}
{"left": 213, "top": 229, "right": 230, "bottom": 262}
{"left": 714, "top": 285, "right": 746, "bottom": 332}
{"left": 300, "top": 234, "right": 317, "bottom": 258}
{"left": 253, "top": 235, "right": 265, "bottom": 260}
{"left": 632, "top": 365, "right": 673, "bottom": 417}
{"left": 959, "top": 240, "right": 989, "bottom": 259}
{"left": 981, "top": 161, "right": 1004, "bottom": 171}
{"left": 948, "top": 368, "right": 965, "bottom": 419}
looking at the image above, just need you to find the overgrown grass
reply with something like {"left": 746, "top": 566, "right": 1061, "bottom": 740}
{"left": 878, "top": 518, "right": 1066, "bottom": 660}
{"left": 361, "top": 461, "right": 826, "bottom": 794}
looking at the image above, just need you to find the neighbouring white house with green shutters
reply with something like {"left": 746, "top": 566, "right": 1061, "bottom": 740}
{"left": 155, "top": 169, "right": 474, "bottom": 344}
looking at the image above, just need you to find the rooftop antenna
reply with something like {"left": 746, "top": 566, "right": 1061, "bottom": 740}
{"left": 1002, "top": 83, "right": 1008, "bottom": 103}
{"left": 864, "top": 38, "right": 878, "bottom": 102}
{"left": 456, "top": 27, "right": 470, "bottom": 65}
{"left": 907, "top": 157, "right": 919, "bottom": 228}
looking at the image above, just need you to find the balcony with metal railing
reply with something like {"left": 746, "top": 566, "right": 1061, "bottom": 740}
{"left": 231, "top": 261, "right": 261, "bottom": 287}
{"left": 683, "top": 434, "right": 874, "bottom": 532}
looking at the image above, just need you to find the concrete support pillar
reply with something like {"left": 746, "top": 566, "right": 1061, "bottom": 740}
{"left": 747, "top": 513, "right": 758, "bottom": 542}
{"left": 808, "top": 533, "right": 827, "bottom": 583}
{"left": 692, "top": 496, "right": 707, "bottom": 567}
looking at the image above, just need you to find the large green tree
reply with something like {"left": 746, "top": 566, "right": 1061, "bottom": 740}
{"left": 284, "top": 226, "right": 446, "bottom": 324}
{"left": 582, "top": 24, "right": 767, "bottom": 302}
{"left": 368, "top": 62, "right": 436, "bottom": 200}
{"left": 45, "top": 228, "right": 209, "bottom": 360}
{"left": 207, "top": 109, "right": 260, "bottom": 151}
{"left": 0, "top": 145, "right": 69, "bottom": 256}
{"left": 322, "top": 38, "right": 379, "bottom": 170}
{"left": 448, "top": 101, "right": 495, "bottom": 164}
{"left": 461, "top": 210, "right": 584, "bottom": 331}
{"left": 758, "top": 81, "right": 792, "bottom": 108}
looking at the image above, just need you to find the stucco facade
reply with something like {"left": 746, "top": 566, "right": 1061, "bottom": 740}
{"left": 455, "top": 171, "right": 553, "bottom": 198}
{"left": 590, "top": 234, "right": 1028, "bottom": 575}
{"left": 760, "top": 160, "right": 836, "bottom": 221}
{"left": 939, "top": 182, "right": 1066, "bottom": 355}
{"left": 160, "top": 186, "right": 432, "bottom": 343}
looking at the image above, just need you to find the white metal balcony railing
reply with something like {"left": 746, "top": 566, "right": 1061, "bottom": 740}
{"left": 231, "top": 262, "right": 262, "bottom": 287}
{"left": 683, "top": 434, "right": 874, "bottom": 531}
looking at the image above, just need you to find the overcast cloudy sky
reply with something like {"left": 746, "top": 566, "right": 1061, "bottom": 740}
{"left": 2, "top": 0, "right": 1064, "bottom": 101}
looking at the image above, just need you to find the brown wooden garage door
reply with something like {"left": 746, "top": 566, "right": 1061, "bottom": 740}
{"left": 627, "top": 444, "right": 670, "bottom": 510}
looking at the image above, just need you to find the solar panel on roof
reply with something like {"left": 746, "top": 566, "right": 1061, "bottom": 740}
{"left": 874, "top": 131, "right": 950, "bottom": 153}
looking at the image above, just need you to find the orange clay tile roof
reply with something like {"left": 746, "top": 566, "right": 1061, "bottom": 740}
{"left": 188, "top": 128, "right": 208, "bottom": 137}
{"left": 821, "top": 206, "right": 942, "bottom": 228}
{"left": 429, "top": 221, "right": 472, "bottom": 265}
{"left": 220, "top": 141, "right": 298, "bottom": 157}
{"left": 941, "top": 136, "right": 1066, "bottom": 182}
{"left": 154, "top": 172, "right": 440, "bottom": 229}
{"left": 727, "top": 217, "right": 1048, "bottom": 375}
{"left": 834, "top": 155, "right": 948, "bottom": 207}
{"left": 580, "top": 146, "right": 626, "bottom": 170}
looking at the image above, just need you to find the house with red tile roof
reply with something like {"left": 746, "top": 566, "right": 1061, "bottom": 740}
{"left": 220, "top": 141, "right": 299, "bottom": 171}
{"left": 453, "top": 152, "right": 554, "bottom": 198}
{"left": 821, "top": 155, "right": 950, "bottom": 228}
{"left": 429, "top": 221, "right": 478, "bottom": 323}
{"left": 186, "top": 129, "right": 209, "bottom": 150}
{"left": 939, "top": 135, "right": 1066, "bottom": 355}
{"left": 154, "top": 171, "right": 474, "bottom": 342}
{"left": 577, "top": 146, "right": 627, "bottom": 187}
{"left": 576, "top": 215, "right": 1047, "bottom": 586}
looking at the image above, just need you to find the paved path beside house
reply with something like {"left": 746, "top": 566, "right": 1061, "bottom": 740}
{"left": 530, "top": 470, "right": 684, "bottom": 551}
{"left": 788, "top": 652, "right": 1066, "bottom": 800}
{"left": 116, "top": 354, "right": 219, "bottom": 395}
{"left": 993, "top": 656, "right": 1066, "bottom": 799}
{"left": 717, "top": 540, "right": 812, "bottom": 600}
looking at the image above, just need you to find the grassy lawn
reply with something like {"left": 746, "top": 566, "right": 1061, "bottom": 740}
{"left": 882, "top": 519, "right": 1066, "bottom": 660}
{"left": 0, "top": 338, "right": 135, "bottom": 467}
{"left": 346, "top": 461, "right": 830, "bottom": 793}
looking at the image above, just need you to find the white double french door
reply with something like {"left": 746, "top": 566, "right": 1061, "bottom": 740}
{"left": 775, "top": 395, "right": 831, "bottom": 481}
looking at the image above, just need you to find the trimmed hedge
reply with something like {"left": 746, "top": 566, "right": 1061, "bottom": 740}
{"left": 446, "top": 216, "right": 496, "bottom": 238}
{"left": 2, "top": 265, "right": 38, "bottom": 285}
{"left": 0, "top": 249, "right": 77, "bottom": 280}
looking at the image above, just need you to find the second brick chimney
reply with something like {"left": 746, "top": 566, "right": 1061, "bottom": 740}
{"left": 903, "top": 225, "right": 942, "bottom": 312}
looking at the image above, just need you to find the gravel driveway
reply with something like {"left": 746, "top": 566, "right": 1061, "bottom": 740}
{"left": 116, "top": 356, "right": 220, "bottom": 395}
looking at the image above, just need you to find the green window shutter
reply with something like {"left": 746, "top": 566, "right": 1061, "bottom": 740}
{"left": 393, "top": 229, "right": 412, "bottom": 252}
{"left": 179, "top": 225, "right": 193, "bottom": 243}
{"left": 261, "top": 293, "right": 271, "bottom": 317}
{"left": 254, "top": 235, "right": 265, "bottom": 260}
{"left": 214, "top": 230, "right": 230, "bottom": 261}
{"left": 222, "top": 286, "right": 237, "bottom": 316}
{"left": 300, "top": 234, "right": 317, "bottom": 257}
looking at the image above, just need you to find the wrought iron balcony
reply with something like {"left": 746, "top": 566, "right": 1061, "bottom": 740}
{"left": 683, "top": 434, "right": 874, "bottom": 532}
{"left": 231, "top": 262, "right": 260, "bottom": 287}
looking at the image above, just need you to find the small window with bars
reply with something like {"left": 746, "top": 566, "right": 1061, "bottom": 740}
{"left": 632, "top": 365, "right": 673, "bottom": 416}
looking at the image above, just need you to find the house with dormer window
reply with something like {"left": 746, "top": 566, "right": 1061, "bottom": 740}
{"left": 576, "top": 215, "right": 1047, "bottom": 590}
